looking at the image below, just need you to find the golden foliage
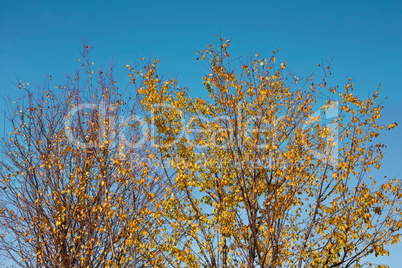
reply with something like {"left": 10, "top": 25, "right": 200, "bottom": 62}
{"left": 0, "top": 40, "right": 401, "bottom": 268}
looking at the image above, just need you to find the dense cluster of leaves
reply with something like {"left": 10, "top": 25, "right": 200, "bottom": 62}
{"left": 0, "top": 40, "right": 401, "bottom": 267}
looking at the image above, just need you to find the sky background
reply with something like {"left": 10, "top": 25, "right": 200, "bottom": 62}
{"left": 0, "top": 0, "right": 401, "bottom": 266}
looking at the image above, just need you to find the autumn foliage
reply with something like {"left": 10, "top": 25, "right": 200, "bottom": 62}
{"left": 0, "top": 39, "right": 401, "bottom": 268}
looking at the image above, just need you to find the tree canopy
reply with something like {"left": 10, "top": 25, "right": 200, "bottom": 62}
{"left": 1, "top": 39, "right": 401, "bottom": 268}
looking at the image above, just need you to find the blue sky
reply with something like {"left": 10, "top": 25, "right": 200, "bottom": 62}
{"left": 1, "top": 0, "right": 401, "bottom": 266}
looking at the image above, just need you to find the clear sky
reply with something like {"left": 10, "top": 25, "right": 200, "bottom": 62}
{"left": 1, "top": 0, "right": 401, "bottom": 266}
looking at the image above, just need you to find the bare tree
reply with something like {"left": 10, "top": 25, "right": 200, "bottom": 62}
{"left": 0, "top": 45, "right": 163, "bottom": 267}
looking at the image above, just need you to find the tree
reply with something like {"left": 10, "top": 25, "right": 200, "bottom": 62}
{"left": 133, "top": 38, "right": 402, "bottom": 267}
{"left": 1, "top": 38, "right": 401, "bottom": 268}
{"left": 0, "top": 46, "right": 164, "bottom": 267}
